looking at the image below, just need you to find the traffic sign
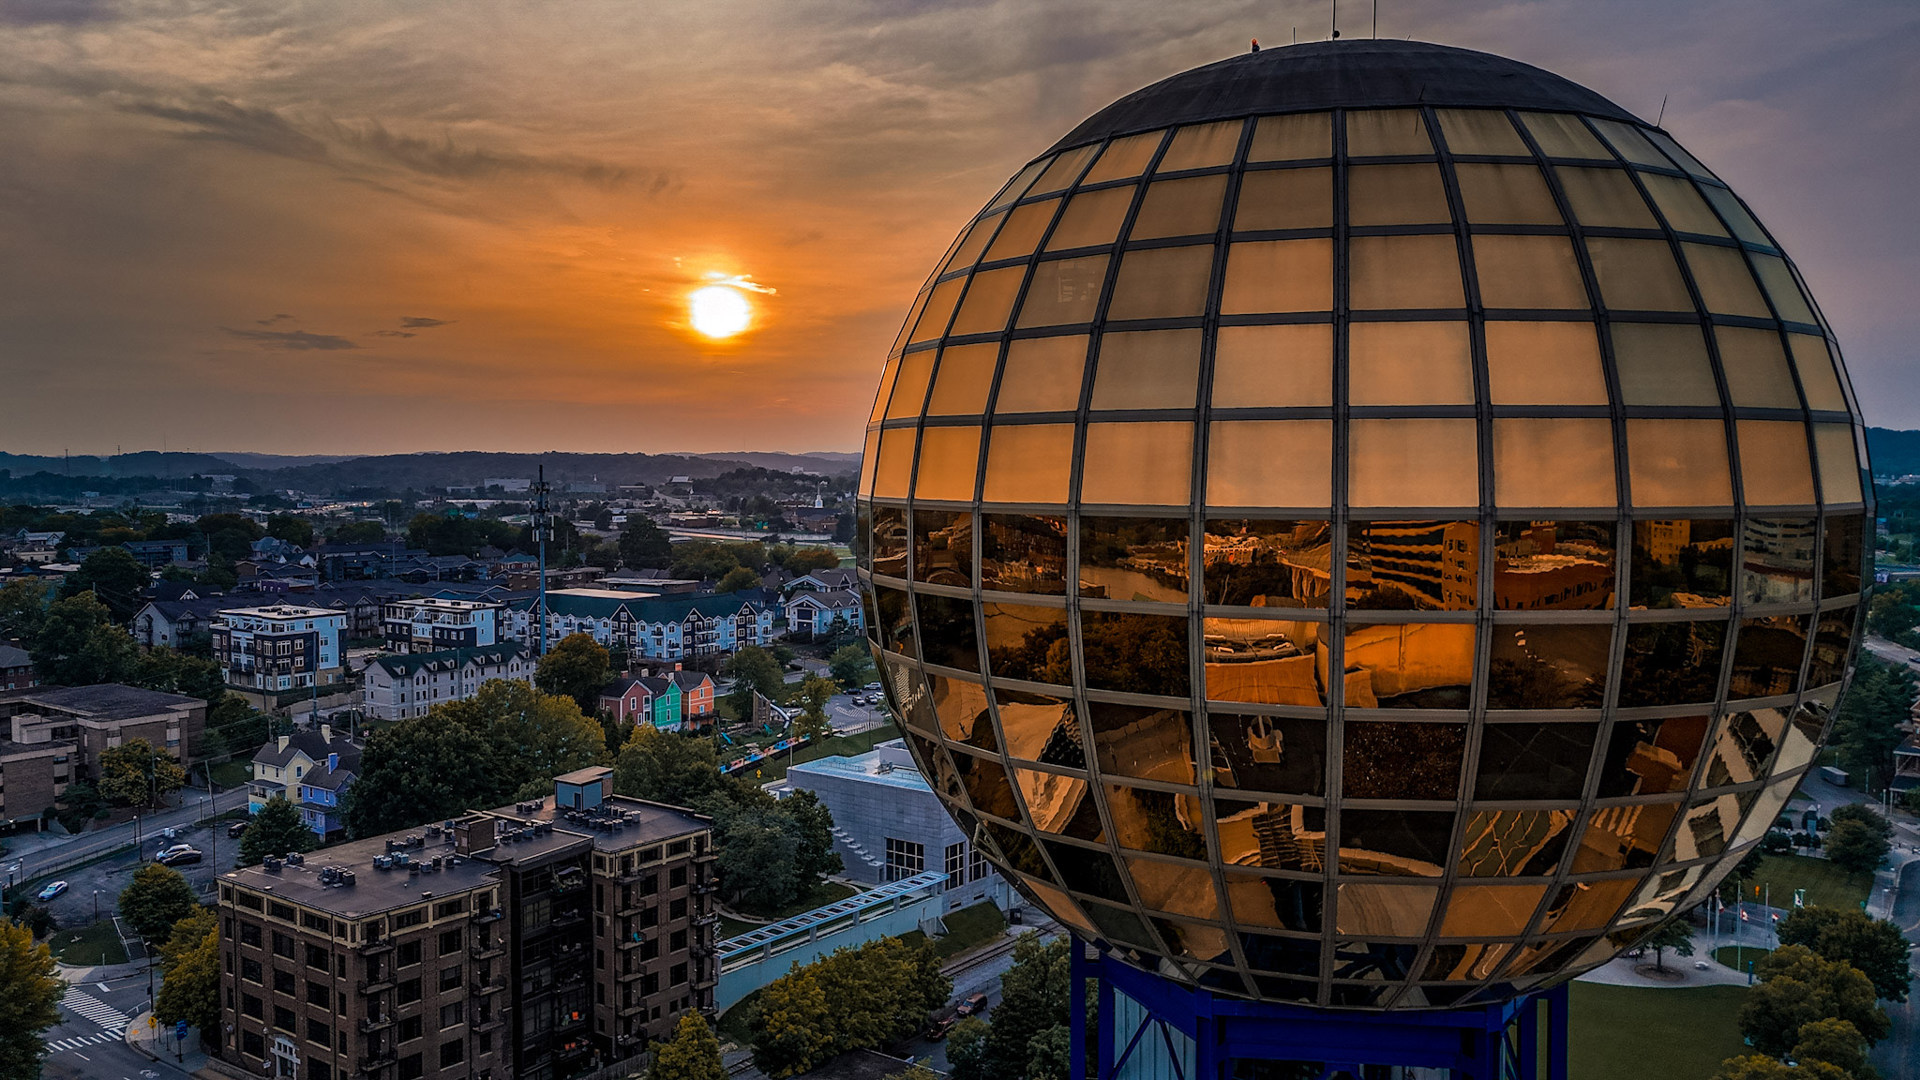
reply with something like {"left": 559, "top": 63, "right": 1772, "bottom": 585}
{"left": 176, "top": 1020, "right": 189, "bottom": 1040}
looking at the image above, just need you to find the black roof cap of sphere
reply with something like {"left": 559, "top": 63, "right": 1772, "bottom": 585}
{"left": 1048, "top": 39, "right": 1641, "bottom": 153}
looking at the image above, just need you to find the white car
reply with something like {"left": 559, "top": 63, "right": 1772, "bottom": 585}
{"left": 158, "top": 843, "right": 196, "bottom": 860}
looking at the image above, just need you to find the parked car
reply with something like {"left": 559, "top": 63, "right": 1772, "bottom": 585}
{"left": 929, "top": 1014, "right": 958, "bottom": 1039}
{"left": 228, "top": 821, "right": 249, "bottom": 838}
{"left": 157, "top": 848, "right": 204, "bottom": 867}
{"left": 864, "top": 682, "right": 882, "bottom": 691}
{"left": 36, "top": 881, "right": 67, "bottom": 902}
{"left": 955, "top": 992, "right": 989, "bottom": 1018}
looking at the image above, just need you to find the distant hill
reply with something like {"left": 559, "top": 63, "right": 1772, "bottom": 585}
{"left": 1867, "top": 428, "right": 1920, "bottom": 479}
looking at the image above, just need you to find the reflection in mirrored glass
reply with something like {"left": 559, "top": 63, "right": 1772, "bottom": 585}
{"left": 1241, "top": 930, "right": 1323, "bottom": 977}
{"left": 1474, "top": 723, "right": 1596, "bottom": 800}
{"left": 1805, "top": 606, "right": 1855, "bottom": 688}
{"left": 982, "top": 601, "right": 1070, "bottom": 685}
{"left": 993, "top": 685, "right": 1082, "bottom": 764}
{"left": 1086, "top": 700, "right": 1195, "bottom": 785}
{"left": 1673, "top": 790, "right": 1756, "bottom": 861}
{"left": 873, "top": 585, "right": 915, "bottom": 658}
{"left": 1487, "top": 625, "right": 1611, "bottom": 708}
{"left": 955, "top": 749, "right": 1023, "bottom": 822}
{"left": 1223, "top": 872, "right": 1322, "bottom": 932}
{"left": 1129, "top": 175, "right": 1228, "bottom": 239}
{"left": 1630, "top": 519, "right": 1734, "bottom": 608}
{"left": 1492, "top": 418, "right": 1617, "bottom": 508}
{"left": 1492, "top": 521, "right": 1616, "bottom": 610}
{"left": 1207, "top": 713, "right": 1327, "bottom": 796}
{"left": 1333, "top": 944, "right": 1420, "bottom": 987}
{"left": 1535, "top": 879, "right": 1637, "bottom": 935}
{"left": 1106, "top": 784, "right": 1207, "bottom": 858}
{"left": 994, "top": 335, "right": 1087, "bottom": 414}
{"left": 1338, "top": 809, "right": 1455, "bottom": 876}
{"left": 1742, "top": 519, "right": 1816, "bottom": 604}
{"left": 1344, "top": 623, "right": 1475, "bottom": 708}
{"left": 1347, "top": 109, "right": 1432, "bottom": 156}
{"left": 872, "top": 505, "right": 908, "bottom": 578}
{"left": 912, "top": 509, "right": 973, "bottom": 587}
{"left": 1016, "top": 255, "right": 1110, "bottom": 328}
{"left": 1348, "top": 419, "right": 1479, "bottom": 508}
{"left": 983, "top": 423, "right": 1074, "bottom": 504}
{"left": 1731, "top": 778, "right": 1800, "bottom": 849}
{"left": 1233, "top": 168, "right": 1333, "bottom": 231}
{"left": 1211, "top": 324, "right": 1332, "bottom": 407}
{"left": 1618, "top": 620, "right": 1726, "bottom": 707}
{"left": 1044, "top": 839, "right": 1131, "bottom": 902}
{"left": 1440, "top": 885, "right": 1546, "bottom": 938}
{"left": 1081, "top": 611, "right": 1193, "bottom": 696}
{"left": 1729, "top": 618, "right": 1808, "bottom": 700}
{"left": 1703, "top": 707, "right": 1786, "bottom": 789}
{"left": 1484, "top": 322, "right": 1608, "bottom": 405}
{"left": 1456, "top": 810, "right": 1574, "bottom": 877}
{"left": 1349, "top": 520, "right": 1479, "bottom": 611}
{"left": 980, "top": 514, "right": 1068, "bottom": 594}
{"left": 1204, "top": 618, "right": 1327, "bottom": 706}
{"left": 1620, "top": 865, "right": 1704, "bottom": 924}
{"left": 1337, "top": 883, "right": 1439, "bottom": 937}
{"left": 1149, "top": 918, "right": 1232, "bottom": 965}
{"left": 1131, "top": 860, "right": 1223, "bottom": 925}
{"left": 1823, "top": 515, "right": 1865, "bottom": 598}
{"left": 1595, "top": 715, "right": 1709, "bottom": 798}
{"left": 1571, "top": 801, "right": 1678, "bottom": 871}
{"left": 1585, "top": 238, "right": 1692, "bottom": 312}
{"left": 1348, "top": 235, "right": 1465, "bottom": 311}
{"left": 928, "top": 673, "right": 995, "bottom": 751}
{"left": 914, "top": 593, "right": 980, "bottom": 671}
{"left": 1218, "top": 798, "right": 1327, "bottom": 872}
{"left": 1788, "top": 694, "right": 1833, "bottom": 763}
{"left": 1421, "top": 943, "right": 1512, "bottom": 983}
{"left": 1107, "top": 245, "right": 1215, "bottom": 321}
{"left": 1015, "top": 765, "right": 1096, "bottom": 838}
{"left": 1345, "top": 722, "right": 1464, "bottom": 799}
{"left": 1081, "top": 517, "right": 1190, "bottom": 602}
{"left": 1203, "top": 520, "right": 1334, "bottom": 608}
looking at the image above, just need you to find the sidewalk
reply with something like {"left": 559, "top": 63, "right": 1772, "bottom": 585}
{"left": 127, "top": 1006, "right": 210, "bottom": 1074}
{"left": 9, "top": 785, "right": 248, "bottom": 883}
{"left": 1574, "top": 926, "right": 1757, "bottom": 989}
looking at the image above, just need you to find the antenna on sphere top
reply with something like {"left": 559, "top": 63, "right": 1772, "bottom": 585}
{"left": 1657, "top": 94, "right": 1669, "bottom": 126}
{"left": 1373, "top": 0, "right": 1379, "bottom": 37}
{"left": 1251, "top": 38, "right": 1260, "bottom": 53}
{"left": 1331, "top": 0, "right": 1339, "bottom": 38}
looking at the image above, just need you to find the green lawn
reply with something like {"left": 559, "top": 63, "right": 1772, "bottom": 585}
{"left": 1712, "top": 945, "right": 1771, "bottom": 974}
{"left": 208, "top": 760, "right": 251, "bottom": 789}
{"left": 1734, "top": 853, "right": 1872, "bottom": 911}
{"left": 717, "top": 987, "right": 763, "bottom": 1049}
{"left": 718, "top": 881, "right": 861, "bottom": 941}
{"left": 1568, "top": 983, "right": 1749, "bottom": 1080}
{"left": 901, "top": 901, "right": 1008, "bottom": 961}
{"left": 50, "top": 920, "right": 129, "bottom": 966}
{"left": 747, "top": 725, "right": 900, "bottom": 782}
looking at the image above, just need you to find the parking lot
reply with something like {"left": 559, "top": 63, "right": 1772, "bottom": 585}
{"left": 27, "top": 818, "right": 233, "bottom": 938}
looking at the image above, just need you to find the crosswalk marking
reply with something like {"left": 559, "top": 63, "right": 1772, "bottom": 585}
{"left": 46, "top": 1031, "right": 121, "bottom": 1052}
{"left": 59, "top": 989, "right": 131, "bottom": 1037}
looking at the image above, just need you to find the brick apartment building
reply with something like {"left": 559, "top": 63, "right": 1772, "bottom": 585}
{"left": 0, "top": 683, "right": 205, "bottom": 830}
{"left": 216, "top": 767, "right": 716, "bottom": 1080}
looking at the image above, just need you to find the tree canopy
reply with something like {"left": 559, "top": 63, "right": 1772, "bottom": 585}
{"left": 119, "top": 863, "right": 198, "bottom": 944}
{"left": 648, "top": 1012, "right": 725, "bottom": 1080}
{"left": 749, "top": 936, "right": 949, "bottom": 1077}
{"left": 725, "top": 645, "right": 785, "bottom": 717}
{"left": 0, "top": 917, "right": 63, "bottom": 1080}
{"left": 1738, "top": 945, "right": 1890, "bottom": 1058}
{"left": 535, "top": 633, "right": 613, "bottom": 715}
{"left": 1640, "top": 916, "right": 1696, "bottom": 972}
{"left": 948, "top": 935, "right": 1077, "bottom": 1080}
{"left": 618, "top": 517, "right": 674, "bottom": 570}
{"left": 1829, "top": 656, "right": 1914, "bottom": 794}
{"left": 828, "top": 643, "right": 876, "bottom": 689}
{"left": 96, "top": 739, "right": 186, "bottom": 808}
{"left": 61, "top": 545, "right": 150, "bottom": 620}
{"left": 716, "top": 566, "right": 761, "bottom": 594}
{"left": 154, "top": 907, "right": 221, "bottom": 1048}
{"left": 29, "top": 593, "right": 137, "bottom": 686}
{"left": 239, "top": 796, "right": 320, "bottom": 867}
{"left": 1777, "top": 905, "right": 1913, "bottom": 1002}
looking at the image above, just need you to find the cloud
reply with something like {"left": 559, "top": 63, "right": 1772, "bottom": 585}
{"left": 122, "top": 99, "right": 330, "bottom": 163}
{"left": 329, "top": 120, "right": 657, "bottom": 190}
{"left": 0, "top": 0, "right": 113, "bottom": 26}
{"left": 372, "top": 330, "right": 415, "bottom": 338}
{"left": 222, "top": 327, "right": 360, "bottom": 351}
{"left": 399, "top": 316, "right": 449, "bottom": 328}
{"left": 256, "top": 313, "right": 295, "bottom": 326}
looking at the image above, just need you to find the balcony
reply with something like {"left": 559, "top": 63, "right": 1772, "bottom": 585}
{"left": 358, "top": 1014, "right": 393, "bottom": 1033}
{"left": 357, "top": 938, "right": 394, "bottom": 955}
{"left": 617, "top": 967, "right": 646, "bottom": 983}
{"left": 474, "top": 1014, "right": 505, "bottom": 1034}
{"left": 617, "top": 933, "right": 647, "bottom": 951}
{"left": 694, "top": 913, "right": 718, "bottom": 928}
{"left": 358, "top": 977, "right": 395, "bottom": 994}
{"left": 470, "top": 979, "right": 504, "bottom": 996}
{"left": 469, "top": 941, "right": 504, "bottom": 961}
{"left": 618, "top": 1000, "right": 648, "bottom": 1018}
{"left": 693, "top": 850, "right": 717, "bottom": 865}
{"left": 692, "top": 881, "right": 717, "bottom": 896}
{"left": 359, "top": 1049, "right": 397, "bottom": 1070}
{"left": 470, "top": 908, "right": 505, "bottom": 924}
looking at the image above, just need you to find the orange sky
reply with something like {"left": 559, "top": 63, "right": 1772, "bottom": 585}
{"left": 1, "top": 0, "right": 1916, "bottom": 455}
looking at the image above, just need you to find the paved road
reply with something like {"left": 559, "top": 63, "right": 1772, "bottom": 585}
{"left": 6, "top": 786, "right": 248, "bottom": 893}
{"left": 1863, "top": 636, "right": 1920, "bottom": 667}
{"left": 1871, "top": 859, "right": 1920, "bottom": 1080}
{"left": 42, "top": 968, "right": 190, "bottom": 1080}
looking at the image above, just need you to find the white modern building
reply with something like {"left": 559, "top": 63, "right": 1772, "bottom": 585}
{"left": 210, "top": 605, "right": 347, "bottom": 691}
{"left": 362, "top": 644, "right": 533, "bottom": 721}
{"left": 380, "top": 596, "right": 504, "bottom": 654}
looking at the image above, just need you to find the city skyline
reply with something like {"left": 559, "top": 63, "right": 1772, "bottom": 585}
{"left": 1, "top": 0, "right": 1916, "bottom": 456}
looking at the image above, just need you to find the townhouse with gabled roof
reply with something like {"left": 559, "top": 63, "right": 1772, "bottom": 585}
{"left": 505, "top": 591, "right": 771, "bottom": 661}
{"left": 362, "top": 645, "right": 532, "bottom": 722}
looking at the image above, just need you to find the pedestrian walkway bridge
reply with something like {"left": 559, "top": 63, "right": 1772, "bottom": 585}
{"left": 715, "top": 869, "right": 949, "bottom": 1012}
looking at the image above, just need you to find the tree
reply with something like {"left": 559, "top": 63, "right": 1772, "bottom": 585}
{"left": 618, "top": 517, "right": 674, "bottom": 569}
{"left": 783, "top": 788, "right": 843, "bottom": 895}
{"left": 96, "top": 739, "right": 186, "bottom": 808}
{"left": 1777, "top": 905, "right": 1913, "bottom": 1002}
{"left": 784, "top": 548, "right": 841, "bottom": 575}
{"left": 1830, "top": 657, "right": 1914, "bottom": 793}
{"left": 610, "top": 725, "right": 725, "bottom": 807}
{"left": 946, "top": 1017, "right": 993, "bottom": 1080}
{"left": 444, "top": 680, "right": 606, "bottom": 788}
{"left": 534, "top": 633, "right": 612, "bottom": 716}
{"left": 1711, "top": 1057, "right": 1849, "bottom": 1080}
{"left": 794, "top": 676, "right": 836, "bottom": 740}
{"left": 0, "top": 578, "right": 52, "bottom": 643}
{"left": 1825, "top": 818, "right": 1890, "bottom": 875}
{"left": 751, "top": 962, "right": 833, "bottom": 1078}
{"left": 264, "top": 514, "right": 314, "bottom": 548}
{"left": 1738, "top": 945, "right": 1890, "bottom": 1057}
{"left": 829, "top": 642, "right": 876, "bottom": 689}
{"left": 715, "top": 806, "right": 803, "bottom": 912}
{"left": 0, "top": 917, "right": 63, "bottom": 1080}
{"left": 154, "top": 907, "right": 220, "bottom": 1048}
{"left": 343, "top": 711, "right": 506, "bottom": 838}
{"left": 1640, "top": 916, "right": 1696, "bottom": 973}
{"left": 1026, "top": 1023, "right": 1074, "bottom": 1080}
{"left": 134, "top": 647, "right": 228, "bottom": 705}
{"left": 29, "top": 593, "right": 137, "bottom": 686}
{"left": 119, "top": 863, "right": 196, "bottom": 944}
{"left": 717, "top": 566, "right": 761, "bottom": 594}
{"left": 330, "top": 520, "right": 387, "bottom": 545}
{"left": 1790, "top": 1016, "right": 1874, "bottom": 1079}
{"left": 62, "top": 545, "right": 150, "bottom": 619}
{"left": 649, "top": 1011, "right": 725, "bottom": 1080}
{"left": 726, "top": 645, "right": 785, "bottom": 716}
{"left": 239, "top": 796, "right": 319, "bottom": 867}
{"left": 955, "top": 934, "right": 1075, "bottom": 1080}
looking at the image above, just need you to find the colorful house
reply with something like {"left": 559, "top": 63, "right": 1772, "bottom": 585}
{"left": 295, "top": 752, "right": 355, "bottom": 839}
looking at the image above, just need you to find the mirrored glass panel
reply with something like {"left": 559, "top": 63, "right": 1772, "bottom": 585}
{"left": 1081, "top": 517, "right": 1190, "bottom": 602}
{"left": 1208, "top": 713, "right": 1327, "bottom": 796}
{"left": 1487, "top": 624, "right": 1611, "bottom": 709}
{"left": 872, "top": 427, "right": 915, "bottom": 500}
{"left": 1822, "top": 515, "right": 1864, "bottom": 597}
{"left": 1472, "top": 234, "right": 1589, "bottom": 310}
{"left": 928, "top": 672, "right": 996, "bottom": 751}
{"left": 1639, "top": 173, "right": 1727, "bottom": 236}
{"left": 981, "top": 601, "right": 1070, "bottom": 686}
{"left": 1219, "top": 799, "right": 1327, "bottom": 873}
{"left": 872, "top": 584, "right": 916, "bottom": 657}
{"left": 1220, "top": 239, "right": 1334, "bottom": 314}
{"left": 1249, "top": 112, "right": 1333, "bottom": 161}
{"left": 994, "top": 334, "right": 1087, "bottom": 415}
{"left": 1519, "top": 112, "right": 1609, "bottom": 159}
{"left": 983, "top": 197, "right": 1061, "bottom": 262}
{"left": 1736, "top": 420, "right": 1817, "bottom": 507}
{"left": 1090, "top": 329, "right": 1202, "bottom": 411}
{"left": 1338, "top": 809, "right": 1455, "bottom": 876}
{"left": 1224, "top": 872, "right": 1323, "bottom": 933}
{"left": 1455, "top": 163, "right": 1561, "bottom": 224}
{"left": 1348, "top": 163, "right": 1451, "bottom": 226}
{"left": 1018, "top": 766, "right": 1096, "bottom": 838}
{"left": 1787, "top": 335, "right": 1848, "bottom": 413}
{"left": 1702, "top": 706, "right": 1788, "bottom": 789}
{"left": 1348, "top": 235, "right": 1465, "bottom": 310}
{"left": 1344, "top": 623, "right": 1476, "bottom": 709}
{"left": 1492, "top": 418, "right": 1617, "bottom": 507}
{"left": 1672, "top": 790, "right": 1756, "bottom": 862}
{"left": 924, "top": 342, "right": 1000, "bottom": 417}
{"left": 1046, "top": 185, "right": 1136, "bottom": 251}
{"left": 980, "top": 513, "right": 1068, "bottom": 594}
{"left": 1630, "top": 518, "right": 1734, "bottom": 607}
{"left": 1348, "top": 419, "right": 1479, "bottom": 508}
{"left": 1611, "top": 322, "right": 1718, "bottom": 407}
{"left": 1741, "top": 518, "right": 1816, "bottom": 604}
{"left": 1585, "top": 238, "right": 1692, "bottom": 311}
{"left": 912, "top": 424, "right": 981, "bottom": 501}
{"left": 1483, "top": 322, "right": 1607, "bottom": 405}
{"left": 1203, "top": 519, "right": 1335, "bottom": 608}
{"left": 1016, "top": 255, "right": 1109, "bottom": 328}
{"left": 1212, "top": 323, "right": 1333, "bottom": 407}
{"left": 1456, "top": 809, "right": 1575, "bottom": 877}
{"left": 1595, "top": 714, "right": 1710, "bottom": 798}
{"left": 1618, "top": 619, "right": 1728, "bottom": 707}
{"left": 1627, "top": 420, "right": 1733, "bottom": 508}
{"left": 1082, "top": 612, "right": 1193, "bottom": 696}
{"left": 982, "top": 423, "right": 1074, "bottom": 503}
{"left": 1107, "top": 784, "right": 1206, "bottom": 859}
{"left": 1474, "top": 722, "right": 1597, "bottom": 800}
{"left": 1813, "top": 424, "right": 1863, "bottom": 503}
{"left": 1087, "top": 700, "right": 1196, "bottom": 784}
{"left": 1437, "top": 109, "right": 1530, "bottom": 156}
{"left": 1683, "top": 243, "right": 1770, "bottom": 319}
{"left": 1206, "top": 420, "right": 1334, "bottom": 508}
{"left": 1346, "top": 109, "right": 1432, "bottom": 157}
{"left": 1083, "top": 130, "right": 1165, "bottom": 184}
{"left": 1534, "top": 879, "right": 1636, "bottom": 936}
{"left": 1347, "top": 322, "right": 1473, "bottom": 405}
{"left": 1348, "top": 520, "right": 1480, "bottom": 611}
{"left": 1337, "top": 882, "right": 1440, "bottom": 938}
{"left": 1492, "top": 520, "right": 1616, "bottom": 611}
{"left": 1233, "top": 167, "right": 1334, "bottom": 231}
{"left": 1130, "top": 175, "right": 1228, "bottom": 239}
{"left": 1805, "top": 606, "right": 1855, "bottom": 688}
{"left": 872, "top": 504, "right": 908, "bottom": 578}
{"left": 1081, "top": 423, "right": 1194, "bottom": 506}
{"left": 915, "top": 593, "right": 980, "bottom": 671}
{"left": 955, "top": 748, "right": 1023, "bottom": 821}
{"left": 912, "top": 509, "right": 973, "bottom": 587}
{"left": 884, "top": 350, "right": 936, "bottom": 419}
{"left": 1439, "top": 885, "right": 1547, "bottom": 939}
{"left": 1107, "top": 244, "right": 1214, "bottom": 320}
{"left": 1157, "top": 120, "right": 1244, "bottom": 172}
{"left": 1204, "top": 617, "right": 1328, "bottom": 706}
{"left": 1344, "top": 721, "right": 1465, "bottom": 799}
{"left": 950, "top": 265, "right": 1027, "bottom": 335}
{"left": 1554, "top": 167, "right": 1657, "bottom": 228}
{"left": 1715, "top": 327, "right": 1801, "bottom": 410}
{"left": 1750, "top": 255, "right": 1818, "bottom": 324}
{"left": 1028, "top": 144, "right": 1098, "bottom": 198}
{"left": 995, "top": 687, "right": 1082, "bottom": 764}
{"left": 1571, "top": 800, "right": 1677, "bottom": 872}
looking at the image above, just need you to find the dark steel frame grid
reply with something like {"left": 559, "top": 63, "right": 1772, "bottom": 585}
{"left": 856, "top": 96, "right": 1872, "bottom": 1009}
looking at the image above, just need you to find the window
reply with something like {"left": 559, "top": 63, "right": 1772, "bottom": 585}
{"left": 398, "top": 1054, "right": 424, "bottom": 1080}
{"left": 946, "top": 843, "right": 967, "bottom": 890}
{"left": 241, "top": 993, "right": 263, "bottom": 1019}
{"left": 306, "top": 979, "right": 329, "bottom": 1006}
{"left": 273, "top": 969, "right": 295, "bottom": 995}
{"left": 671, "top": 928, "right": 688, "bottom": 952}
{"left": 396, "top": 940, "right": 422, "bottom": 967}
{"left": 241, "top": 957, "right": 262, "bottom": 983}
{"left": 439, "top": 929, "right": 462, "bottom": 956}
{"left": 439, "top": 964, "right": 463, "bottom": 992}
{"left": 671, "top": 962, "right": 689, "bottom": 987}
{"left": 669, "top": 897, "right": 688, "bottom": 920}
{"left": 885, "top": 838, "right": 926, "bottom": 882}
{"left": 305, "top": 943, "right": 328, "bottom": 969}
{"left": 270, "top": 931, "right": 294, "bottom": 959}
{"left": 970, "top": 846, "right": 992, "bottom": 882}
{"left": 397, "top": 977, "right": 421, "bottom": 1005}
{"left": 273, "top": 1005, "right": 296, "bottom": 1032}
{"left": 670, "top": 866, "right": 688, "bottom": 888}
{"left": 440, "top": 1002, "right": 464, "bottom": 1029}
{"left": 307, "top": 1018, "right": 330, "bottom": 1048}
{"left": 398, "top": 1016, "right": 423, "bottom": 1042}
{"left": 440, "top": 1040, "right": 465, "bottom": 1068}
{"left": 242, "top": 1031, "right": 264, "bottom": 1058}
{"left": 393, "top": 908, "right": 425, "bottom": 929}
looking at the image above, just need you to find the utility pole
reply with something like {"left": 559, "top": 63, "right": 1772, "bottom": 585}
{"left": 533, "top": 465, "right": 552, "bottom": 657}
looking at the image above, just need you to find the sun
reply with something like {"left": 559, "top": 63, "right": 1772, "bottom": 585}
{"left": 688, "top": 284, "right": 751, "bottom": 339}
